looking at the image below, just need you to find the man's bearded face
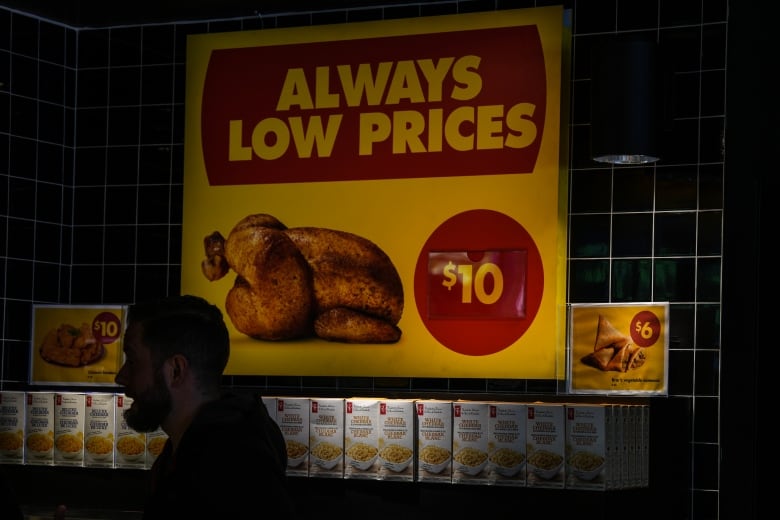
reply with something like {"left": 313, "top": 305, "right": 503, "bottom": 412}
{"left": 123, "top": 366, "right": 172, "bottom": 433}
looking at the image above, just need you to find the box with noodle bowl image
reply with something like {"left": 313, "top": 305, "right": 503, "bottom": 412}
{"left": 377, "top": 399, "right": 415, "bottom": 482}
{"left": 54, "top": 392, "right": 85, "bottom": 466}
{"left": 308, "top": 398, "right": 344, "bottom": 478}
{"left": 416, "top": 400, "right": 452, "bottom": 483}
{"left": 24, "top": 392, "right": 55, "bottom": 465}
{"left": 487, "top": 402, "right": 526, "bottom": 486}
{"left": 565, "top": 404, "right": 607, "bottom": 490}
{"left": 344, "top": 398, "right": 381, "bottom": 480}
{"left": 526, "top": 404, "right": 565, "bottom": 489}
{"left": 146, "top": 427, "right": 168, "bottom": 468}
{"left": 84, "top": 393, "right": 115, "bottom": 468}
{"left": 114, "top": 394, "right": 146, "bottom": 469}
{"left": 452, "top": 401, "right": 490, "bottom": 485}
{"left": 275, "top": 397, "right": 310, "bottom": 477}
{"left": 0, "top": 391, "right": 26, "bottom": 464}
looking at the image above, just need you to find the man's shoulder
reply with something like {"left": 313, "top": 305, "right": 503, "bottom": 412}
{"left": 187, "top": 394, "right": 282, "bottom": 446}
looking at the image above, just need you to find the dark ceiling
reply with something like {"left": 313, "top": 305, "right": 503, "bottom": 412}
{"left": 0, "top": 1, "right": 375, "bottom": 28}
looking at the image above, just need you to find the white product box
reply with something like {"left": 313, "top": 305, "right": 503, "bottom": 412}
{"left": 629, "top": 405, "right": 642, "bottom": 488}
{"left": 308, "top": 398, "right": 344, "bottom": 478}
{"left": 565, "top": 404, "right": 607, "bottom": 490}
{"left": 604, "top": 404, "right": 619, "bottom": 490}
{"left": 276, "top": 397, "right": 310, "bottom": 478}
{"left": 621, "top": 404, "right": 631, "bottom": 488}
{"left": 260, "top": 396, "right": 277, "bottom": 419}
{"left": 416, "top": 399, "right": 452, "bottom": 483}
{"left": 84, "top": 393, "right": 115, "bottom": 468}
{"left": 641, "top": 405, "right": 650, "bottom": 488}
{"left": 114, "top": 394, "right": 145, "bottom": 469}
{"left": 452, "top": 401, "right": 490, "bottom": 485}
{"left": 377, "top": 399, "right": 415, "bottom": 482}
{"left": 344, "top": 398, "right": 381, "bottom": 480}
{"left": 526, "top": 403, "right": 565, "bottom": 489}
{"left": 613, "top": 404, "right": 625, "bottom": 489}
{"left": 487, "top": 402, "right": 526, "bottom": 487}
{"left": 54, "top": 392, "right": 85, "bottom": 466}
{"left": 0, "top": 391, "right": 26, "bottom": 464}
{"left": 145, "top": 427, "right": 168, "bottom": 468}
{"left": 24, "top": 392, "right": 55, "bottom": 465}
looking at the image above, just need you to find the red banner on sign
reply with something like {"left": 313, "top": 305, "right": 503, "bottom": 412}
{"left": 201, "top": 26, "right": 547, "bottom": 185}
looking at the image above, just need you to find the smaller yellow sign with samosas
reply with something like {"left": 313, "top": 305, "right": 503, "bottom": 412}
{"left": 568, "top": 303, "right": 668, "bottom": 395}
{"left": 30, "top": 305, "right": 126, "bottom": 386}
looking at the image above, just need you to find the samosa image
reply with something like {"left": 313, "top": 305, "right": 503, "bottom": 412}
{"left": 580, "top": 315, "right": 647, "bottom": 372}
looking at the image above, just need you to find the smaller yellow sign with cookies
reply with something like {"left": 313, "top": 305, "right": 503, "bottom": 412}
{"left": 30, "top": 305, "right": 126, "bottom": 386}
{"left": 568, "top": 303, "right": 668, "bottom": 395}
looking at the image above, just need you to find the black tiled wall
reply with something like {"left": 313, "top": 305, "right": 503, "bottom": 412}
{"left": 0, "top": 1, "right": 729, "bottom": 518}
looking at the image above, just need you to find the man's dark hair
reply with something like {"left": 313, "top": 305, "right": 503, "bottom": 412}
{"left": 126, "top": 294, "right": 229, "bottom": 388}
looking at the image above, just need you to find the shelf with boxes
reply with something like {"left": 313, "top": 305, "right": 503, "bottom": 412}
{"left": 263, "top": 395, "right": 648, "bottom": 490}
{"left": 0, "top": 390, "right": 166, "bottom": 470}
{"left": 1, "top": 390, "right": 648, "bottom": 491}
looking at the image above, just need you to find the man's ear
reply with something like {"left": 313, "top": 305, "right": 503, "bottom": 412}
{"left": 168, "top": 354, "right": 188, "bottom": 385}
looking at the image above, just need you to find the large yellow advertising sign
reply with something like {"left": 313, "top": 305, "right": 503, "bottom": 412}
{"left": 182, "top": 7, "right": 570, "bottom": 379}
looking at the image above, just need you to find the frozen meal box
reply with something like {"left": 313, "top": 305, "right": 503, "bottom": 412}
{"left": 276, "top": 397, "right": 310, "bottom": 478}
{"left": 54, "top": 392, "right": 85, "bottom": 466}
{"left": 344, "top": 398, "right": 381, "bottom": 480}
{"left": 416, "top": 399, "right": 452, "bottom": 483}
{"left": 604, "top": 403, "right": 620, "bottom": 490}
{"left": 84, "top": 393, "right": 115, "bottom": 468}
{"left": 526, "top": 403, "right": 565, "bottom": 489}
{"left": 114, "top": 394, "right": 146, "bottom": 469}
{"left": 0, "top": 391, "right": 25, "bottom": 464}
{"left": 641, "top": 405, "right": 650, "bottom": 488}
{"left": 487, "top": 401, "right": 526, "bottom": 486}
{"left": 377, "top": 399, "right": 415, "bottom": 481}
{"left": 309, "top": 398, "right": 344, "bottom": 478}
{"left": 24, "top": 392, "right": 55, "bottom": 465}
{"left": 565, "top": 404, "right": 607, "bottom": 490}
{"left": 452, "top": 401, "right": 490, "bottom": 485}
{"left": 146, "top": 427, "right": 168, "bottom": 468}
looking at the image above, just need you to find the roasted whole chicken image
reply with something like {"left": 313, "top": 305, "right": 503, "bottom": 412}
{"left": 202, "top": 214, "right": 403, "bottom": 343}
{"left": 580, "top": 315, "right": 647, "bottom": 372}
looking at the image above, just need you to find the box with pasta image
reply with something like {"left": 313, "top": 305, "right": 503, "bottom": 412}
{"left": 54, "top": 392, "right": 85, "bottom": 467}
{"left": 565, "top": 404, "right": 607, "bottom": 490}
{"left": 275, "top": 397, "right": 310, "bottom": 478}
{"left": 0, "top": 391, "right": 26, "bottom": 464}
{"left": 146, "top": 427, "right": 168, "bottom": 468}
{"left": 344, "top": 398, "right": 381, "bottom": 480}
{"left": 308, "top": 398, "right": 344, "bottom": 478}
{"left": 114, "top": 394, "right": 146, "bottom": 469}
{"left": 377, "top": 399, "right": 415, "bottom": 482}
{"left": 84, "top": 393, "right": 115, "bottom": 468}
{"left": 416, "top": 399, "right": 452, "bottom": 483}
{"left": 24, "top": 392, "right": 55, "bottom": 465}
{"left": 452, "top": 401, "right": 490, "bottom": 485}
{"left": 526, "top": 403, "right": 565, "bottom": 489}
{"left": 487, "top": 402, "right": 526, "bottom": 486}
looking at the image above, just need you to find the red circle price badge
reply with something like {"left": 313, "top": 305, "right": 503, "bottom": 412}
{"left": 414, "top": 209, "right": 543, "bottom": 356}
{"left": 630, "top": 310, "right": 661, "bottom": 348}
{"left": 92, "top": 311, "right": 123, "bottom": 345}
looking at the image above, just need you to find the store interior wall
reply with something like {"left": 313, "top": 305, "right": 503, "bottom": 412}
{"left": 0, "top": 0, "right": 753, "bottom": 518}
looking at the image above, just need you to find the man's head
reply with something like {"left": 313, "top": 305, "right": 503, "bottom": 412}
{"left": 115, "top": 295, "right": 230, "bottom": 432}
